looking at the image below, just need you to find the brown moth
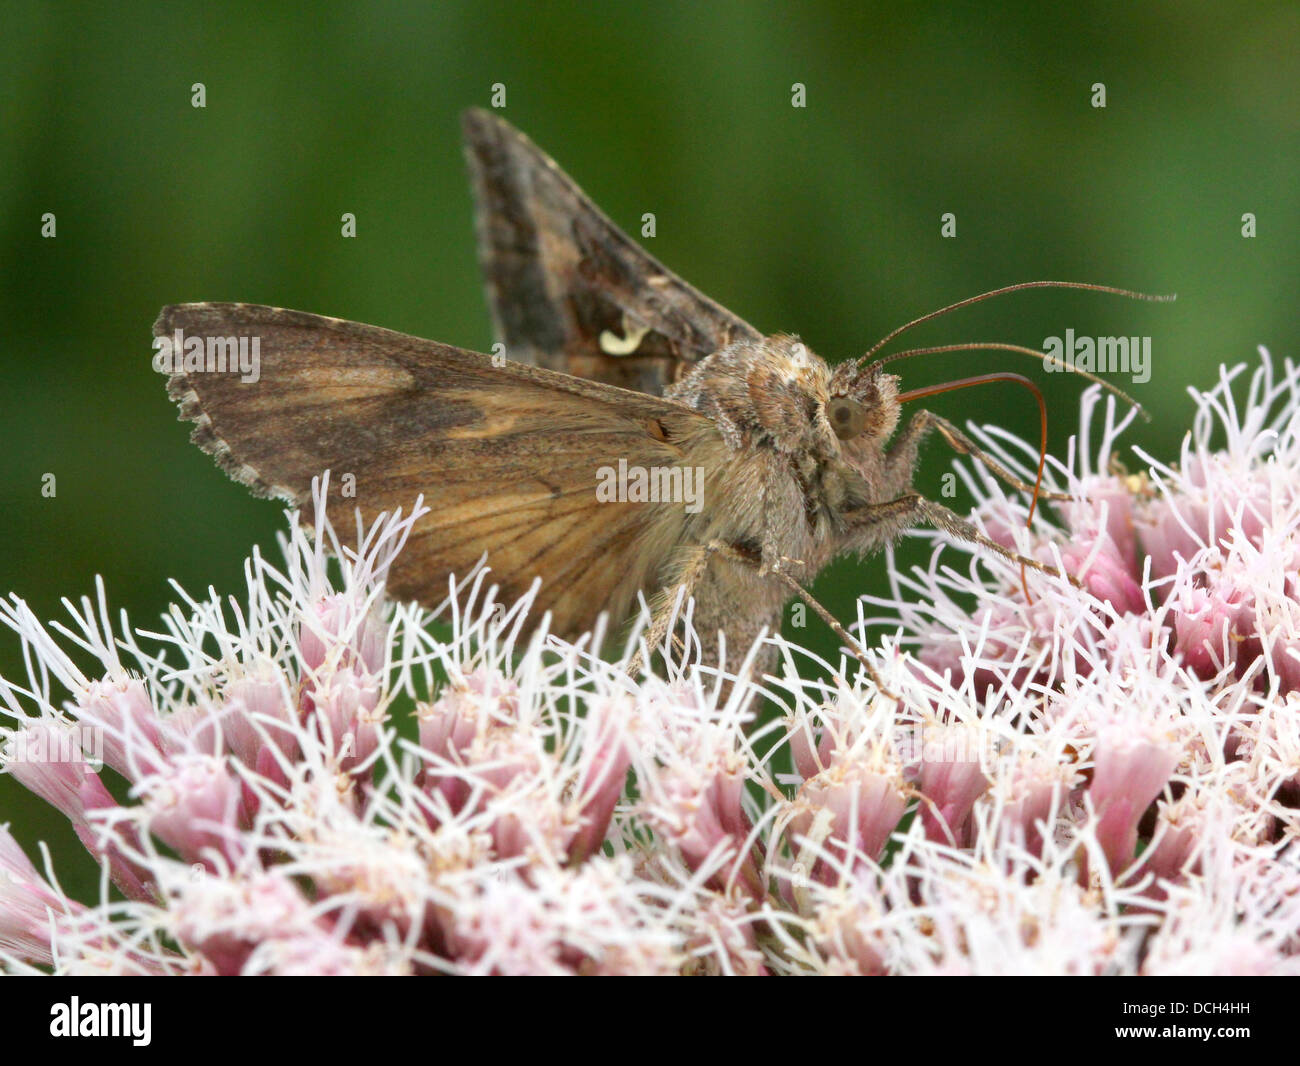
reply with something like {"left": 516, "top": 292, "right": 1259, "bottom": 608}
{"left": 156, "top": 109, "right": 1163, "bottom": 690}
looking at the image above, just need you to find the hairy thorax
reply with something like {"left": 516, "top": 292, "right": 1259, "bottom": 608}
{"left": 656, "top": 334, "right": 907, "bottom": 662}
{"left": 667, "top": 334, "right": 901, "bottom": 569}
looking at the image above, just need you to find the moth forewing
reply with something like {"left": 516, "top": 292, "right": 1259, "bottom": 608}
{"left": 155, "top": 302, "right": 720, "bottom": 640}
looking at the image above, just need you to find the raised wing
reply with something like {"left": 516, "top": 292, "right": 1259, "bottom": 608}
{"left": 462, "top": 108, "right": 762, "bottom": 396}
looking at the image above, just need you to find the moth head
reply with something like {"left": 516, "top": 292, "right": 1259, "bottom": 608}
{"left": 825, "top": 362, "right": 901, "bottom": 448}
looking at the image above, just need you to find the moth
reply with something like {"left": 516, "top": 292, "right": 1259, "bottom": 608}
{"left": 156, "top": 109, "right": 1161, "bottom": 690}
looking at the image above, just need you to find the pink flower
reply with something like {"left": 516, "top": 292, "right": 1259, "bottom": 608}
{"left": 0, "top": 826, "right": 85, "bottom": 966}
{"left": 1, "top": 353, "right": 1297, "bottom": 975}
{"left": 1088, "top": 719, "right": 1181, "bottom": 878}
{"left": 140, "top": 754, "right": 245, "bottom": 869}
{"left": 786, "top": 755, "right": 909, "bottom": 879}
{"left": 913, "top": 724, "right": 991, "bottom": 848}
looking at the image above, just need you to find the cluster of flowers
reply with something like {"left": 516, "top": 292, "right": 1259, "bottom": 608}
{"left": 2, "top": 352, "right": 1297, "bottom": 975}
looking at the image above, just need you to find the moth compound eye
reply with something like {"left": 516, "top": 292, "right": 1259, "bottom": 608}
{"left": 827, "top": 397, "right": 868, "bottom": 440}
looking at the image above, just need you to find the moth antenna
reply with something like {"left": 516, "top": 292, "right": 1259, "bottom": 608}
{"left": 896, "top": 371, "right": 1048, "bottom": 602}
{"left": 861, "top": 280, "right": 1175, "bottom": 364}
{"left": 877, "top": 341, "right": 1150, "bottom": 420}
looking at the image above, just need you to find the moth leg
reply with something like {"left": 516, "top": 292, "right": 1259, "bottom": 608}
{"left": 853, "top": 493, "right": 1081, "bottom": 588}
{"left": 761, "top": 558, "right": 898, "bottom": 701}
{"left": 890, "top": 409, "right": 1073, "bottom": 502}
{"left": 757, "top": 470, "right": 789, "bottom": 577}
{"left": 682, "top": 529, "right": 897, "bottom": 699}
{"left": 629, "top": 540, "right": 727, "bottom": 675}
{"left": 631, "top": 539, "right": 898, "bottom": 699}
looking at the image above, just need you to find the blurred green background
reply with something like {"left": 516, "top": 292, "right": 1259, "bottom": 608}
{"left": 2, "top": 1, "right": 1298, "bottom": 897}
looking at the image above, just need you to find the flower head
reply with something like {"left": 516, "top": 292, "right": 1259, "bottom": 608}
{"left": 1, "top": 355, "right": 1298, "bottom": 975}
